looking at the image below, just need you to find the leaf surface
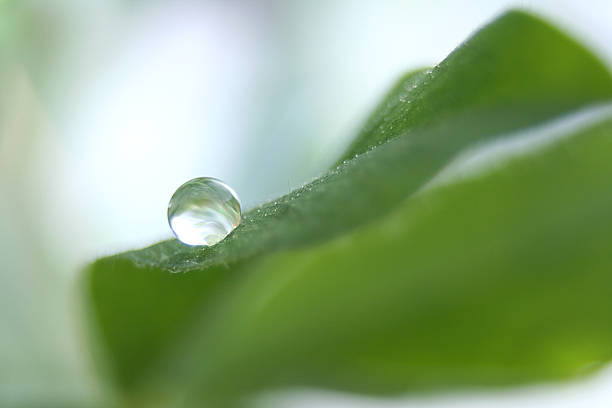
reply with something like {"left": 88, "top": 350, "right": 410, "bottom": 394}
{"left": 84, "top": 10, "right": 612, "bottom": 404}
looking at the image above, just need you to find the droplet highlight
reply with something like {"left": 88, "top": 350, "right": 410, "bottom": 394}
{"left": 168, "top": 177, "right": 241, "bottom": 246}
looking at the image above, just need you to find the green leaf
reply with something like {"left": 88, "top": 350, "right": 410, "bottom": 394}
{"left": 84, "top": 9, "right": 612, "bottom": 403}
{"left": 181, "top": 114, "right": 612, "bottom": 403}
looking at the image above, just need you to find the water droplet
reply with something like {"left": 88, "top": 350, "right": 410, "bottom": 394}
{"left": 168, "top": 177, "right": 241, "bottom": 246}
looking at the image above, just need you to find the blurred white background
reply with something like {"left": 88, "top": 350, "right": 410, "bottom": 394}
{"left": 1, "top": 0, "right": 611, "bottom": 406}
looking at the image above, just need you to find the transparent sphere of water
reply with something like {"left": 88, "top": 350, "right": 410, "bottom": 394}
{"left": 168, "top": 177, "right": 241, "bottom": 246}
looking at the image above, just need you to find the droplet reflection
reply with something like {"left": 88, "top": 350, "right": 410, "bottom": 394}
{"left": 168, "top": 177, "right": 241, "bottom": 246}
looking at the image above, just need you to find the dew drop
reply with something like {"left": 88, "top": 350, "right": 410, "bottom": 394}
{"left": 168, "top": 177, "right": 241, "bottom": 246}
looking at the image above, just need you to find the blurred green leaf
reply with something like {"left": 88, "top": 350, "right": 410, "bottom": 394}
{"left": 185, "top": 115, "right": 612, "bottom": 397}
{"left": 84, "top": 10, "right": 612, "bottom": 405}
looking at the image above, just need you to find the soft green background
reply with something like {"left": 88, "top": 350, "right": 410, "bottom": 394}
{"left": 84, "top": 10, "right": 612, "bottom": 407}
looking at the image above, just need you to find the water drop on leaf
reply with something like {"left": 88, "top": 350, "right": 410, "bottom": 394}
{"left": 167, "top": 177, "right": 241, "bottom": 246}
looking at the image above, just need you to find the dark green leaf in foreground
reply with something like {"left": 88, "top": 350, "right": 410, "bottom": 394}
{"left": 84, "top": 9, "right": 612, "bottom": 405}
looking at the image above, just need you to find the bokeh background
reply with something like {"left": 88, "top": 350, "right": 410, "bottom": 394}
{"left": 1, "top": 0, "right": 612, "bottom": 406}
